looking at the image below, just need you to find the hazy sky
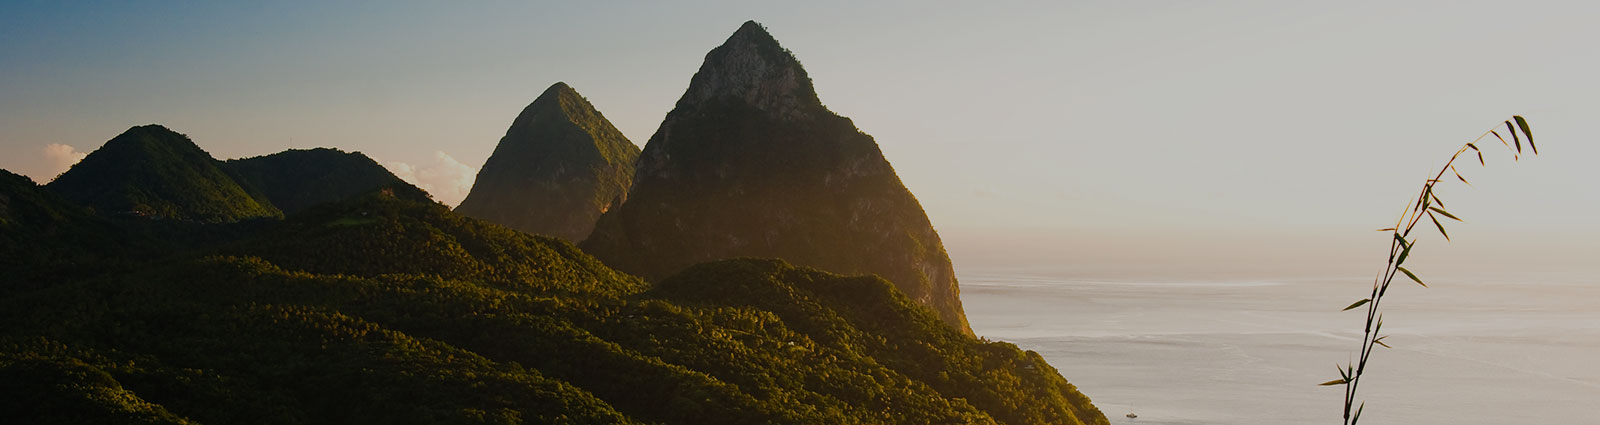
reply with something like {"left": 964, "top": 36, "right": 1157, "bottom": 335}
{"left": 3, "top": 1, "right": 1596, "bottom": 273}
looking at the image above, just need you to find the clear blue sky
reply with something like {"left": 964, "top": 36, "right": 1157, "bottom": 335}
{"left": 4, "top": 1, "right": 1597, "bottom": 274}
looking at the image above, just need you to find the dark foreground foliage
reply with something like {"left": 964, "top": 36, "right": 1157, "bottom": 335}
{"left": 0, "top": 181, "right": 1106, "bottom": 425}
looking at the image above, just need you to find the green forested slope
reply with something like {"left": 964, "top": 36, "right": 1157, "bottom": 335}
{"left": 45, "top": 125, "right": 281, "bottom": 223}
{"left": 0, "top": 187, "right": 1106, "bottom": 425}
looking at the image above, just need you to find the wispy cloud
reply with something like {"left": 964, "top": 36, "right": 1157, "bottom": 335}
{"left": 29, "top": 143, "right": 88, "bottom": 183}
{"left": 383, "top": 151, "right": 476, "bottom": 207}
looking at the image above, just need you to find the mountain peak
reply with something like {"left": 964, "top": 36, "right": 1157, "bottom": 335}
{"left": 676, "top": 21, "right": 821, "bottom": 118}
{"left": 454, "top": 82, "right": 640, "bottom": 241}
{"left": 523, "top": 82, "right": 610, "bottom": 135}
{"left": 541, "top": 81, "right": 578, "bottom": 100}
{"left": 584, "top": 21, "right": 973, "bottom": 336}
{"left": 729, "top": 20, "right": 778, "bottom": 45}
{"left": 46, "top": 125, "right": 282, "bottom": 222}
{"left": 128, "top": 123, "right": 175, "bottom": 133}
{"left": 101, "top": 124, "right": 188, "bottom": 149}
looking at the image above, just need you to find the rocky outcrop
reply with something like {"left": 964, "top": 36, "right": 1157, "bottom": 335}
{"left": 455, "top": 82, "right": 640, "bottom": 241}
{"left": 582, "top": 21, "right": 972, "bottom": 335}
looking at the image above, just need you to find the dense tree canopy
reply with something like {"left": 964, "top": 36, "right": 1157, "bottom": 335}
{"left": 1, "top": 180, "right": 1106, "bottom": 424}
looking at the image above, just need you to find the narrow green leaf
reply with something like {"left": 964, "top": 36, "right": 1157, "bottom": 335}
{"left": 1320, "top": 378, "right": 1348, "bottom": 386}
{"left": 1393, "top": 233, "right": 1410, "bottom": 250}
{"left": 1398, "top": 267, "right": 1427, "bottom": 287}
{"left": 1342, "top": 298, "right": 1371, "bottom": 311}
{"left": 1452, "top": 166, "right": 1470, "bottom": 185}
{"left": 1515, "top": 115, "right": 1536, "bottom": 154}
{"left": 1396, "top": 238, "right": 1413, "bottom": 265}
{"left": 1490, "top": 131, "right": 1508, "bottom": 149}
{"left": 1374, "top": 336, "right": 1391, "bottom": 348}
{"left": 1477, "top": 150, "right": 1485, "bottom": 166}
{"left": 1376, "top": 227, "right": 1397, "bottom": 232}
{"left": 1429, "top": 206, "right": 1462, "bottom": 221}
{"left": 1507, "top": 121, "right": 1521, "bottom": 153}
{"left": 1428, "top": 210, "right": 1451, "bottom": 241}
{"left": 1353, "top": 402, "right": 1365, "bottom": 425}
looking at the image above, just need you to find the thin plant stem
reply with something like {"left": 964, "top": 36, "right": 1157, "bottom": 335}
{"left": 1330, "top": 117, "right": 1535, "bottom": 425}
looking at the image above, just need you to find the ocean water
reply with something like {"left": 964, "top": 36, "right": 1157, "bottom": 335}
{"left": 960, "top": 266, "right": 1600, "bottom": 425}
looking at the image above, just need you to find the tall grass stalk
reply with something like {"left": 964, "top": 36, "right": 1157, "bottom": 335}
{"left": 1323, "top": 116, "right": 1536, "bottom": 425}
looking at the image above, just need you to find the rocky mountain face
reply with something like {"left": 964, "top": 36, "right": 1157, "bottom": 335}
{"left": 455, "top": 83, "right": 641, "bottom": 241}
{"left": 46, "top": 125, "right": 282, "bottom": 222}
{"left": 582, "top": 21, "right": 972, "bottom": 335}
{"left": 222, "top": 148, "right": 405, "bottom": 215}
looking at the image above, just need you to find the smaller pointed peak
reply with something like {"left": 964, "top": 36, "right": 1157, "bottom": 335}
{"left": 526, "top": 82, "right": 596, "bottom": 120}
{"left": 543, "top": 81, "right": 576, "bottom": 96}
{"left": 533, "top": 81, "right": 587, "bottom": 106}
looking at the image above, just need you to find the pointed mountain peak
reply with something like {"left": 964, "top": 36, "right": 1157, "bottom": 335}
{"left": 677, "top": 21, "right": 822, "bottom": 117}
{"left": 585, "top": 22, "right": 972, "bottom": 336}
{"left": 520, "top": 82, "right": 608, "bottom": 129}
{"left": 728, "top": 20, "right": 778, "bottom": 46}
{"left": 455, "top": 81, "right": 640, "bottom": 241}
{"left": 539, "top": 81, "right": 579, "bottom": 101}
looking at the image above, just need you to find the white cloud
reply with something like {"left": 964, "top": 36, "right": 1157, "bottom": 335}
{"left": 382, "top": 151, "right": 477, "bottom": 207}
{"left": 33, "top": 143, "right": 87, "bottom": 183}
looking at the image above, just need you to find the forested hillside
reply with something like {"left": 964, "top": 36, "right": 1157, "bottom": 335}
{"left": 0, "top": 181, "right": 1106, "bottom": 425}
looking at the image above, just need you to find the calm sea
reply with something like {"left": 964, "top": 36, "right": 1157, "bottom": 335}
{"left": 960, "top": 266, "right": 1600, "bottom": 425}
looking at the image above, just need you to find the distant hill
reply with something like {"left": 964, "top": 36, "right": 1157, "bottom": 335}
{"left": 45, "top": 125, "right": 282, "bottom": 222}
{"left": 582, "top": 21, "right": 974, "bottom": 335}
{"left": 222, "top": 148, "right": 408, "bottom": 215}
{"left": 455, "top": 82, "right": 640, "bottom": 241}
{"left": 0, "top": 190, "right": 1108, "bottom": 425}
